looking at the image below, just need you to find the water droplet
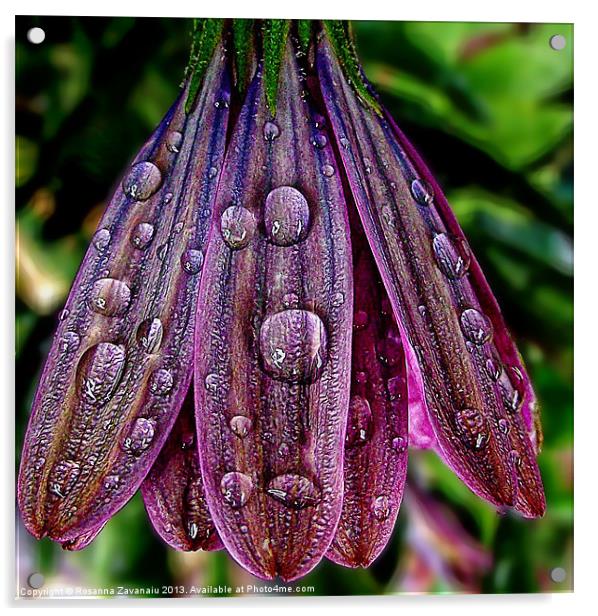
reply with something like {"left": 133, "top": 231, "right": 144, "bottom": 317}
{"left": 181, "top": 249, "right": 204, "bottom": 274}
{"left": 486, "top": 355, "right": 503, "bottom": 381}
{"left": 220, "top": 471, "right": 253, "bottom": 508}
{"left": 460, "top": 308, "right": 493, "bottom": 346}
{"left": 208, "top": 166, "right": 218, "bottom": 179}
{"left": 339, "top": 136, "right": 350, "bottom": 149}
{"left": 136, "top": 318, "right": 163, "bottom": 354}
{"left": 229, "top": 415, "right": 253, "bottom": 438}
{"left": 130, "top": 222, "right": 155, "bottom": 249}
{"left": 322, "top": 164, "right": 335, "bottom": 177}
{"left": 157, "top": 243, "right": 168, "bottom": 261}
{"left": 180, "top": 431, "right": 195, "bottom": 449}
{"left": 391, "top": 436, "right": 407, "bottom": 453}
{"left": 89, "top": 278, "right": 131, "bottom": 317}
{"left": 410, "top": 179, "right": 434, "bottom": 205}
{"left": 123, "top": 417, "right": 156, "bottom": 455}
{"left": 432, "top": 233, "right": 471, "bottom": 279}
{"left": 214, "top": 96, "right": 230, "bottom": 109}
{"left": 372, "top": 495, "right": 390, "bottom": 520}
{"left": 509, "top": 449, "right": 521, "bottom": 468}
{"left": 377, "top": 337, "right": 403, "bottom": 367}
{"left": 311, "top": 133, "right": 327, "bottom": 148}
{"left": 332, "top": 292, "right": 345, "bottom": 307}
{"left": 150, "top": 368, "right": 173, "bottom": 395}
{"left": 123, "top": 161, "right": 162, "bottom": 201}
{"left": 48, "top": 460, "right": 80, "bottom": 498}
{"left": 163, "top": 192, "right": 173, "bottom": 204}
{"left": 387, "top": 375, "right": 405, "bottom": 401}
{"left": 263, "top": 121, "right": 280, "bottom": 141}
{"left": 166, "top": 131, "right": 183, "bottom": 153}
{"left": 314, "top": 114, "right": 326, "bottom": 129}
{"left": 259, "top": 309, "right": 328, "bottom": 383}
{"left": 92, "top": 228, "right": 111, "bottom": 250}
{"left": 103, "top": 474, "right": 120, "bottom": 490}
{"left": 58, "top": 308, "right": 70, "bottom": 321}
{"left": 60, "top": 331, "right": 80, "bottom": 353}
{"left": 455, "top": 408, "right": 488, "bottom": 449}
{"left": 282, "top": 292, "right": 299, "bottom": 308}
{"left": 499, "top": 366, "right": 525, "bottom": 413}
{"left": 204, "top": 373, "right": 220, "bottom": 392}
{"left": 267, "top": 474, "right": 320, "bottom": 509}
{"left": 353, "top": 310, "right": 369, "bottom": 330}
{"left": 346, "top": 396, "right": 372, "bottom": 447}
{"left": 187, "top": 521, "right": 199, "bottom": 539}
{"left": 498, "top": 418, "right": 510, "bottom": 434}
{"left": 220, "top": 206, "right": 256, "bottom": 249}
{"left": 355, "top": 371, "right": 368, "bottom": 384}
{"left": 77, "top": 343, "right": 126, "bottom": 406}
{"left": 264, "top": 186, "right": 310, "bottom": 247}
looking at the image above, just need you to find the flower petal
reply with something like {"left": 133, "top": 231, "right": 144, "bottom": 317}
{"left": 142, "top": 386, "right": 221, "bottom": 551}
{"left": 18, "top": 45, "right": 231, "bottom": 542}
{"left": 194, "top": 43, "right": 353, "bottom": 580}
{"left": 327, "top": 207, "right": 408, "bottom": 568}
{"left": 317, "top": 37, "right": 544, "bottom": 517}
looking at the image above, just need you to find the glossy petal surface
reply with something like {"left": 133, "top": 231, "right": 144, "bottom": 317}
{"left": 18, "top": 46, "right": 230, "bottom": 541}
{"left": 194, "top": 43, "right": 353, "bottom": 580}
{"left": 317, "top": 37, "right": 544, "bottom": 517}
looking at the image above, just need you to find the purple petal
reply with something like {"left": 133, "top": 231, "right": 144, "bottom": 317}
{"left": 142, "top": 386, "right": 222, "bottom": 551}
{"left": 327, "top": 206, "right": 408, "bottom": 568}
{"left": 317, "top": 37, "right": 544, "bottom": 517}
{"left": 18, "top": 45, "right": 230, "bottom": 542}
{"left": 194, "top": 43, "right": 353, "bottom": 580}
{"left": 61, "top": 523, "right": 106, "bottom": 551}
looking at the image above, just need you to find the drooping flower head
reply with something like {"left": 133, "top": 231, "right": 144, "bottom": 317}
{"left": 18, "top": 19, "right": 544, "bottom": 582}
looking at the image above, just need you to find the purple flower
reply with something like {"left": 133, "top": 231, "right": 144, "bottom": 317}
{"left": 18, "top": 19, "right": 544, "bottom": 581}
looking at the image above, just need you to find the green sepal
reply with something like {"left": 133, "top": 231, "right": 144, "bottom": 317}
{"left": 262, "top": 19, "right": 291, "bottom": 115}
{"left": 322, "top": 20, "right": 382, "bottom": 115}
{"left": 185, "top": 18, "right": 224, "bottom": 114}
{"left": 232, "top": 19, "right": 255, "bottom": 94}
{"left": 297, "top": 20, "right": 313, "bottom": 56}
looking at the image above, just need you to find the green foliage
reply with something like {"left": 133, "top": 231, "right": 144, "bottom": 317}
{"left": 15, "top": 17, "right": 572, "bottom": 596}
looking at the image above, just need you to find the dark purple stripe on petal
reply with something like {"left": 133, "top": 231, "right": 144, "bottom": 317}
{"left": 18, "top": 45, "right": 231, "bottom": 542}
{"left": 317, "top": 37, "right": 544, "bottom": 517}
{"left": 327, "top": 205, "right": 408, "bottom": 568}
{"left": 194, "top": 43, "right": 353, "bottom": 581}
{"left": 142, "top": 386, "right": 222, "bottom": 552}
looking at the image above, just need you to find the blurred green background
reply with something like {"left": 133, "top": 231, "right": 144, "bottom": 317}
{"left": 15, "top": 17, "right": 573, "bottom": 596}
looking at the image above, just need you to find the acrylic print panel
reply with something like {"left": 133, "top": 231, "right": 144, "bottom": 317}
{"left": 15, "top": 16, "right": 573, "bottom": 598}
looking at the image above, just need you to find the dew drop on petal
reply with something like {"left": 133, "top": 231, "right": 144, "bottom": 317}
{"left": 166, "top": 131, "right": 183, "bottom": 153}
{"left": 322, "top": 164, "right": 335, "bottom": 177}
{"left": 130, "top": 222, "right": 155, "bottom": 250}
{"left": 311, "top": 133, "right": 327, "bottom": 149}
{"left": 123, "top": 417, "right": 156, "bottom": 456}
{"left": 264, "top": 186, "right": 310, "bottom": 246}
{"left": 122, "top": 161, "right": 162, "bottom": 201}
{"left": 76, "top": 343, "right": 126, "bottom": 406}
{"left": 263, "top": 121, "right": 280, "bottom": 141}
{"left": 455, "top": 407, "right": 488, "bottom": 449}
{"left": 136, "top": 318, "right": 163, "bottom": 354}
{"left": 61, "top": 331, "right": 81, "bottom": 353}
{"left": 410, "top": 178, "right": 434, "bottom": 205}
{"left": 181, "top": 249, "right": 204, "bottom": 274}
{"left": 229, "top": 415, "right": 253, "bottom": 438}
{"left": 432, "top": 233, "right": 471, "bottom": 279}
{"left": 220, "top": 206, "right": 256, "bottom": 249}
{"left": 460, "top": 308, "right": 493, "bottom": 346}
{"left": 92, "top": 228, "right": 111, "bottom": 250}
{"left": 89, "top": 278, "right": 131, "bottom": 317}
{"left": 220, "top": 471, "right": 253, "bottom": 508}
{"left": 391, "top": 436, "right": 407, "bottom": 453}
{"left": 150, "top": 368, "right": 173, "bottom": 396}
{"left": 267, "top": 474, "right": 320, "bottom": 509}
{"left": 346, "top": 396, "right": 372, "bottom": 447}
{"left": 372, "top": 495, "right": 390, "bottom": 520}
{"left": 259, "top": 309, "right": 328, "bottom": 383}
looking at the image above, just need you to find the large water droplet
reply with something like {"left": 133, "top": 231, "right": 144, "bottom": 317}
{"left": 89, "top": 278, "right": 131, "bottom": 317}
{"left": 123, "top": 417, "right": 156, "bottom": 455}
{"left": 372, "top": 495, "right": 390, "bottom": 520}
{"left": 220, "top": 206, "right": 256, "bottom": 249}
{"left": 263, "top": 121, "right": 280, "bottom": 141}
{"left": 455, "top": 408, "right": 488, "bottom": 449}
{"left": 92, "top": 228, "right": 111, "bottom": 250}
{"left": 136, "top": 318, "right": 163, "bottom": 354}
{"left": 264, "top": 186, "right": 310, "bottom": 247}
{"left": 267, "top": 474, "right": 320, "bottom": 509}
{"left": 220, "top": 471, "right": 253, "bottom": 508}
{"left": 499, "top": 366, "right": 525, "bottom": 413}
{"left": 230, "top": 415, "right": 253, "bottom": 438}
{"left": 259, "top": 309, "right": 328, "bottom": 383}
{"left": 346, "top": 396, "right": 373, "bottom": 447}
{"left": 181, "top": 249, "right": 204, "bottom": 274}
{"left": 130, "top": 222, "right": 155, "bottom": 250}
{"left": 123, "top": 161, "right": 162, "bottom": 201}
{"left": 322, "top": 164, "right": 335, "bottom": 177}
{"left": 77, "top": 342, "right": 126, "bottom": 406}
{"left": 410, "top": 179, "right": 434, "bottom": 205}
{"left": 150, "top": 368, "right": 173, "bottom": 396}
{"left": 432, "top": 233, "right": 471, "bottom": 279}
{"left": 48, "top": 460, "right": 80, "bottom": 498}
{"left": 460, "top": 308, "right": 493, "bottom": 346}
{"left": 166, "top": 131, "right": 183, "bottom": 153}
